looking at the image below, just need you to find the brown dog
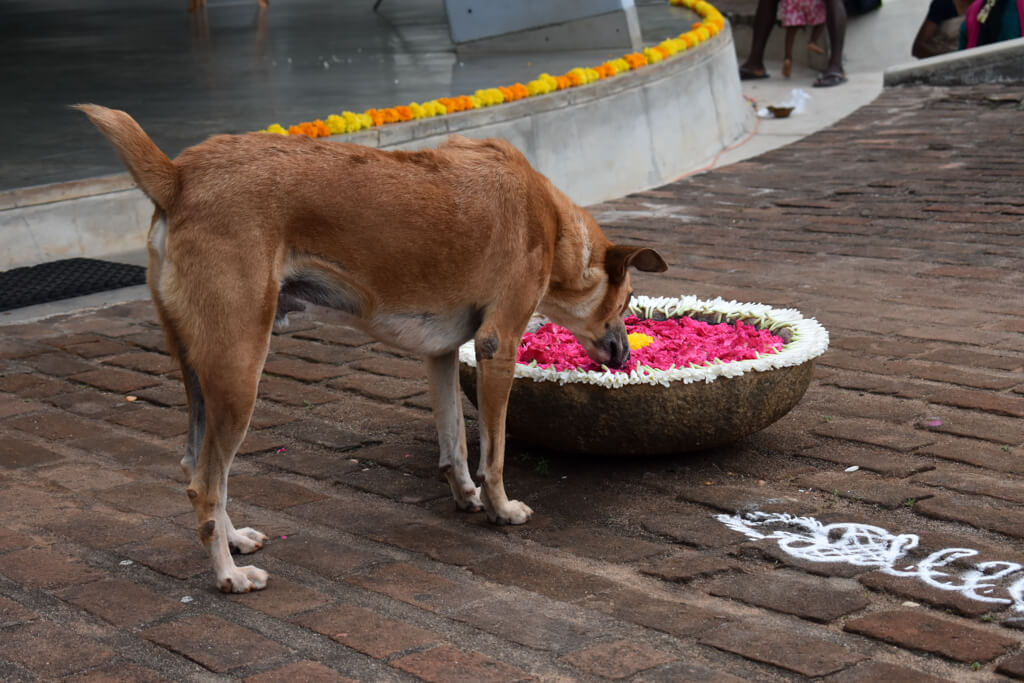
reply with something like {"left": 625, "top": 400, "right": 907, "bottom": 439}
{"left": 76, "top": 104, "right": 667, "bottom": 592}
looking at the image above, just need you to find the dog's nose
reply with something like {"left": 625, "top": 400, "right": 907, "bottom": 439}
{"left": 603, "top": 327, "right": 631, "bottom": 369}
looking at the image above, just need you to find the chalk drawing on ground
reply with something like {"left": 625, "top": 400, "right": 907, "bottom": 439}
{"left": 717, "top": 512, "right": 1024, "bottom": 614}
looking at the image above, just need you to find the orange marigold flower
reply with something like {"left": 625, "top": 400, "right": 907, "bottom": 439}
{"left": 655, "top": 45, "right": 671, "bottom": 58}
{"left": 511, "top": 83, "right": 529, "bottom": 98}
{"left": 623, "top": 53, "right": 648, "bottom": 68}
{"left": 394, "top": 105, "right": 413, "bottom": 121}
{"left": 555, "top": 75, "right": 572, "bottom": 89}
{"left": 366, "top": 108, "right": 385, "bottom": 126}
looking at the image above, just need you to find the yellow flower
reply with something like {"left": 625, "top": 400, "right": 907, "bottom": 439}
{"left": 422, "top": 100, "right": 447, "bottom": 116}
{"left": 643, "top": 47, "right": 663, "bottom": 64}
{"left": 263, "top": 123, "right": 289, "bottom": 135}
{"left": 527, "top": 79, "right": 551, "bottom": 95}
{"left": 324, "top": 114, "right": 346, "bottom": 134}
{"left": 474, "top": 88, "right": 504, "bottom": 106}
{"left": 628, "top": 333, "right": 654, "bottom": 351}
{"left": 610, "top": 58, "right": 631, "bottom": 73}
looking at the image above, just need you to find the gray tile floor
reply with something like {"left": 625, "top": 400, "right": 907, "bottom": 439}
{"left": 0, "top": 0, "right": 686, "bottom": 191}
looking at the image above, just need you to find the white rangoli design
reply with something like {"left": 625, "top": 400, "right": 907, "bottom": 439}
{"left": 718, "top": 512, "right": 1024, "bottom": 613}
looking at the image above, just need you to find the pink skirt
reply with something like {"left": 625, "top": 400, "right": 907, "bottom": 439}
{"left": 779, "top": 0, "right": 826, "bottom": 27}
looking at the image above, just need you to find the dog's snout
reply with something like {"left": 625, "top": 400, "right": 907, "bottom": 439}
{"left": 601, "top": 324, "right": 630, "bottom": 369}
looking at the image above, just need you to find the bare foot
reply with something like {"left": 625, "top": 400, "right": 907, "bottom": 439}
{"left": 808, "top": 41, "right": 825, "bottom": 55}
{"left": 782, "top": 58, "right": 792, "bottom": 79}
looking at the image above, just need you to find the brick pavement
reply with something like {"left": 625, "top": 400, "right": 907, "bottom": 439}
{"left": 1, "top": 83, "right": 1022, "bottom": 680}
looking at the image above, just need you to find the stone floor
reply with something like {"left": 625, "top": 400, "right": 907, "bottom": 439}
{"left": 1, "top": 83, "right": 1023, "bottom": 681}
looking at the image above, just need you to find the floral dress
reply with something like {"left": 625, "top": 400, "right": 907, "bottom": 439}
{"left": 779, "top": 0, "right": 826, "bottom": 27}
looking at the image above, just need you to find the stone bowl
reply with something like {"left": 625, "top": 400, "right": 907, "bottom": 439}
{"left": 458, "top": 295, "right": 829, "bottom": 455}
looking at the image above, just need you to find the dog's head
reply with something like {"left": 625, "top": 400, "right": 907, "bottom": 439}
{"left": 538, "top": 209, "right": 667, "bottom": 369}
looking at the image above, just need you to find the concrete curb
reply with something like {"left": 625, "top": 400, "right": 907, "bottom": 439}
{"left": 884, "top": 36, "right": 1024, "bottom": 86}
{"left": 0, "top": 24, "right": 753, "bottom": 270}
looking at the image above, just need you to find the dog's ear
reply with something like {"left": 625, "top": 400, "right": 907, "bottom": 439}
{"left": 604, "top": 246, "right": 668, "bottom": 284}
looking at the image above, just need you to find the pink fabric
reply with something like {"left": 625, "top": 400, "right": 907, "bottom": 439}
{"left": 518, "top": 316, "right": 786, "bottom": 373}
{"left": 779, "top": 0, "right": 826, "bottom": 27}
{"left": 964, "top": 0, "right": 1024, "bottom": 47}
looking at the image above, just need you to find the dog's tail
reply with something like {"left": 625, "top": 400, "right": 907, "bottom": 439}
{"left": 73, "top": 104, "right": 179, "bottom": 211}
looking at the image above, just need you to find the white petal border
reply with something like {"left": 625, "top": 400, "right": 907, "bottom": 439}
{"left": 458, "top": 295, "right": 829, "bottom": 389}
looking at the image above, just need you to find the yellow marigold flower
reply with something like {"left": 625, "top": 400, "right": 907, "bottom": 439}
{"left": 325, "top": 114, "right": 346, "bottom": 135}
{"left": 695, "top": 25, "right": 711, "bottom": 41}
{"left": 263, "top": 123, "right": 289, "bottom": 135}
{"left": 341, "top": 111, "right": 357, "bottom": 130}
{"left": 527, "top": 79, "right": 550, "bottom": 95}
{"left": 470, "top": 94, "right": 484, "bottom": 109}
{"left": 610, "top": 58, "right": 631, "bottom": 73}
{"left": 628, "top": 333, "right": 654, "bottom": 351}
{"left": 643, "top": 47, "right": 663, "bottom": 64}
{"left": 356, "top": 113, "right": 373, "bottom": 129}
{"left": 569, "top": 67, "right": 594, "bottom": 85}
{"left": 537, "top": 73, "right": 559, "bottom": 89}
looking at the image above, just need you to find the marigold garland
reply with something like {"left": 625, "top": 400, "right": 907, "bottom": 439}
{"left": 261, "top": 0, "right": 726, "bottom": 138}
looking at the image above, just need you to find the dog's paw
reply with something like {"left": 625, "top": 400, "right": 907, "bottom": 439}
{"left": 489, "top": 499, "right": 533, "bottom": 525}
{"left": 217, "top": 565, "right": 269, "bottom": 593}
{"left": 454, "top": 486, "right": 484, "bottom": 513}
{"left": 228, "top": 527, "right": 268, "bottom": 554}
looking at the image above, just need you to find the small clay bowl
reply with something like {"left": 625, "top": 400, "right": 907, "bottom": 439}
{"left": 767, "top": 106, "right": 794, "bottom": 118}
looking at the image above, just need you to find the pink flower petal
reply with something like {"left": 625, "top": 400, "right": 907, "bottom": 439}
{"left": 517, "top": 317, "right": 785, "bottom": 373}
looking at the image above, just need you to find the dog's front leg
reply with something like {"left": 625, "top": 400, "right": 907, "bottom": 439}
{"left": 427, "top": 351, "right": 483, "bottom": 512}
{"left": 474, "top": 335, "right": 533, "bottom": 525}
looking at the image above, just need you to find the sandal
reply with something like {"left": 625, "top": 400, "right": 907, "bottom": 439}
{"left": 813, "top": 71, "right": 847, "bottom": 87}
{"left": 739, "top": 66, "right": 770, "bottom": 80}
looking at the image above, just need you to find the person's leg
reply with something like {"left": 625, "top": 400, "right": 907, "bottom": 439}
{"left": 809, "top": 23, "right": 825, "bottom": 53}
{"left": 783, "top": 26, "right": 797, "bottom": 76}
{"left": 740, "top": 0, "right": 783, "bottom": 77}
{"left": 822, "top": 0, "right": 846, "bottom": 74}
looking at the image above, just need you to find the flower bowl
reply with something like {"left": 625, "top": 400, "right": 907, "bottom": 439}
{"left": 458, "top": 295, "right": 829, "bottom": 455}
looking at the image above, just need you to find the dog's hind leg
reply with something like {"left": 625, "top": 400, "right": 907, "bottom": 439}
{"left": 427, "top": 351, "right": 483, "bottom": 512}
{"left": 188, "top": 350, "right": 270, "bottom": 591}
{"left": 182, "top": 295, "right": 276, "bottom": 592}
{"left": 177, "top": 348, "right": 267, "bottom": 556}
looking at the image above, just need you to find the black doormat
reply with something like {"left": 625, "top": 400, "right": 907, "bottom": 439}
{"left": 0, "top": 258, "right": 146, "bottom": 313}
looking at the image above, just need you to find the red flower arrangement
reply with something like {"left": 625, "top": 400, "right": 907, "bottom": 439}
{"left": 518, "top": 316, "right": 785, "bottom": 373}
